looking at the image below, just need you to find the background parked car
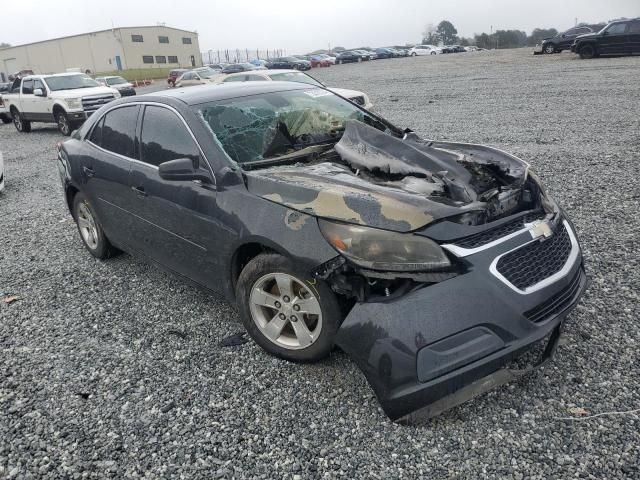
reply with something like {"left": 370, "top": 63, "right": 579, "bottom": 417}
{"left": 0, "top": 82, "right": 12, "bottom": 124}
{"left": 310, "top": 55, "right": 332, "bottom": 67}
{"left": 409, "top": 45, "right": 440, "bottom": 56}
{"left": 249, "top": 59, "right": 268, "bottom": 67}
{"left": 95, "top": 76, "right": 136, "bottom": 96}
{"left": 335, "top": 51, "right": 363, "bottom": 64}
{"left": 205, "top": 63, "right": 228, "bottom": 71}
{"left": 352, "top": 50, "right": 373, "bottom": 61}
{"left": 167, "top": 69, "right": 188, "bottom": 87}
{"left": 221, "top": 63, "right": 266, "bottom": 74}
{"left": 571, "top": 18, "right": 640, "bottom": 59}
{"left": 175, "top": 67, "right": 222, "bottom": 87}
{"left": 266, "top": 57, "right": 312, "bottom": 70}
{"left": 374, "top": 48, "right": 395, "bottom": 59}
{"left": 219, "top": 69, "right": 374, "bottom": 109}
{"left": 538, "top": 26, "right": 596, "bottom": 54}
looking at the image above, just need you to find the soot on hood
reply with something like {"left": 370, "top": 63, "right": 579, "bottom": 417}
{"left": 245, "top": 120, "right": 537, "bottom": 232}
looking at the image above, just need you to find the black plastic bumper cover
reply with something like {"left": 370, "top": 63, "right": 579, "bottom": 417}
{"left": 335, "top": 248, "right": 587, "bottom": 423}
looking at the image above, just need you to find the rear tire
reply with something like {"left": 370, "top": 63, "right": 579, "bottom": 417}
{"left": 1, "top": 114, "right": 12, "bottom": 124}
{"left": 12, "top": 109, "right": 31, "bottom": 133}
{"left": 579, "top": 44, "right": 595, "bottom": 59}
{"left": 72, "top": 192, "right": 118, "bottom": 259}
{"left": 236, "top": 253, "right": 342, "bottom": 362}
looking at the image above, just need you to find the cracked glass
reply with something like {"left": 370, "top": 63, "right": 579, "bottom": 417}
{"left": 194, "top": 89, "right": 389, "bottom": 165}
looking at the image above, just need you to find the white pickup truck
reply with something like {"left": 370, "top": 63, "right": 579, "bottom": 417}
{"left": 2, "top": 72, "right": 120, "bottom": 135}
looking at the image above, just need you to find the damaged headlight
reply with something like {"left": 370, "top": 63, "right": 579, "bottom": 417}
{"left": 318, "top": 219, "right": 451, "bottom": 272}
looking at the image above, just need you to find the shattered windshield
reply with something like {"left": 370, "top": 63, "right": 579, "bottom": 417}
{"left": 194, "top": 88, "right": 394, "bottom": 165}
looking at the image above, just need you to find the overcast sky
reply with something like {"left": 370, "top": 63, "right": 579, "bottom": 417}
{"left": 3, "top": 0, "right": 638, "bottom": 52}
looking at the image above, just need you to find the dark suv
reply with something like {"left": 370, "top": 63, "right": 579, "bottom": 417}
{"left": 571, "top": 19, "right": 640, "bottom": 58}
{"left": 540, "top": 26, "right": 595, "bottom": 54}
{"left": 57, "top": 82, "right": 586, "bottom": 422}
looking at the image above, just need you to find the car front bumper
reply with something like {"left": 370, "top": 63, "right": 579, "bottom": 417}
{"left": 335, "top": 217, "right": 587, "bottom": 422}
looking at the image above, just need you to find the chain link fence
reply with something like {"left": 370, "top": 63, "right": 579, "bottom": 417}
{"left": 201, "top": 49, "right": 287, "bottom": 64}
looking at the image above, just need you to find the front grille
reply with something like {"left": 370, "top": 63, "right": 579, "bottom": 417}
{"left": 351, "top": 95, "right": 365, "bottom": 106}
{"left": 496, "top": 222, "right": 572, "bottom": 290}
{"left": 454, "top": 210, "right": 545, "bottom": 249}
{"left": 82, "top": 94, "right": 116, "bottom": 115}
{"left": 524, "top": 268, "right": 582, "bottom": 323}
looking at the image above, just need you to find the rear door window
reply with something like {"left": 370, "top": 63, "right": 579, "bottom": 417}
{"left": 140, "top": 106, "right": 200, "bottom": 167}
{"left": 100, "top": 106, "right": 139, "bottom": 158}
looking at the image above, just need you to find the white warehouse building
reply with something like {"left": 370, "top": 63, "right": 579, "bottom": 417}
{"left": 0, "top": 25, "right": 202, "bottom": 81}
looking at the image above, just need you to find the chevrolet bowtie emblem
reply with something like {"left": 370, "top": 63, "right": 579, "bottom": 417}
{"left": 528, "top": 221, "right": 553, "bottom": 240}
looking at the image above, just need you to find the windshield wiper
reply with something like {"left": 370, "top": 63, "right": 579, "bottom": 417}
{"left": 241, "top": 143, "right": 335, "bottom": 170}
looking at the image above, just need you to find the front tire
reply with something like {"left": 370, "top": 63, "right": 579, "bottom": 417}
{"left": 1, "top": 114, "right": 12, "bottom": 124}
{"left": 579, "top": 44, "right": 595, "bottom": 59}
{"left": 57, "top": 111, "right": 72, "bottom": 136}
{"left": 12, "top": 109, "right": 31, "bottom": 133}
{"left": 236, "top": 253, "right": 342, "bottom": 362}
{"left": 72, "top": 192, "right": 117, "bottom": 259}
{"left": 544, "top": 43, "right": 556, "bottom": 54}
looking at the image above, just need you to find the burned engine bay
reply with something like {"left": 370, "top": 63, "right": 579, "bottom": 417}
{"left": 244, "top": 120, "right": 552, "bottom": 301}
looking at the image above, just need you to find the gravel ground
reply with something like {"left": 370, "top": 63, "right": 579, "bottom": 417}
{"left": 1, "top": 48, "right": 639, "bottom": 479}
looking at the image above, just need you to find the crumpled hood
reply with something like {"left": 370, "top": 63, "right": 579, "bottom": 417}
{"left": 245, "top": 121, "right": 531, "bottom": 232}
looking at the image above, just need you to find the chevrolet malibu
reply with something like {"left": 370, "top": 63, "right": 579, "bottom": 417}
{"left": 57, "top": 82, "right": 587, "bottom": 422}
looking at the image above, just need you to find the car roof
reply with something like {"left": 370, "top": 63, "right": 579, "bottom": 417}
{"left": 139, "top": 81, "right": 314, "bottom": 105}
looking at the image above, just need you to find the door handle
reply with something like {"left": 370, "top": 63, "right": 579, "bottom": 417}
{"left": 83, "top": 166, "right": 95, "bottom": 177}
{"left": 132, "top": 185, "right": 147, "bottom": 197}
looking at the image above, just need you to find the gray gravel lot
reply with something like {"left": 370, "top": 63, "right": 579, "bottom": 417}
{"left": 1, "top": 48, "right": 639, "bottom": 479}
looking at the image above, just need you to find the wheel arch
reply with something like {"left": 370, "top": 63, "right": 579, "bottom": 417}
{"left": 229, "top": 240, "right": 286, "bottom": 299}
{"left": 52, "top": 103, "right": 67, "bottom": 118}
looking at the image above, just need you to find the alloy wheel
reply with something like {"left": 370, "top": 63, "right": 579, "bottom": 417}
{"left": 544, "top": 44, "right": 555, "bottom": 54}
{"left": 249, "top": 272, "right": 322, "bottom": 350}
{"left": 58, "top": 114, "right": 70, "bottom": 135}
{"left": 13, "top": 113, "right": 22, "bottom": 131}
{"left": 77, "top": 202, "right": 99, "bottom": 250}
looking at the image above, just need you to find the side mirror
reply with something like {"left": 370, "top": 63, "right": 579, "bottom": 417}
{"left": 34, "top": 88, "right": 46, "bottom": 97}
{"left": 602, "top": 31, "right": 609, "bottom": 36}
{"left": 561, "top": 34, "right": 566, "bottom": 38}
{"left": 158, "top": 157, "right": 213, "bottom": 183}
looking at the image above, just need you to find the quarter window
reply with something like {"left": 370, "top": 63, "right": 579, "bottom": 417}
{"left": 168, "top": 55, "right": 178, "bottom": 63}
{"left": 140, "top": 106, "right": 200, "bottom": 167}
{"left": 100, "top": 106, "right": 139, "bottom": 159}
{"left": 142, "top": 56, "right": 154, "bottom": 64}
{"left": 155, "top": 56, "right": 167, "bottom": 64}
{"left": 159, "top": 36, "right": 169, "bottom": 44}
{"left": 131, "top": 34, "right": 144, "bottom": 42}
{"left": 629, "top": 21, "right": 640, "bottom": 34}
{"left": 182, "top": 37, "right": 192, "bottom": 44}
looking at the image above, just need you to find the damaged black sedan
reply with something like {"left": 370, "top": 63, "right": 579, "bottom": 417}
{"left": 57, "top": 82, "right": 587, "bottom": 422}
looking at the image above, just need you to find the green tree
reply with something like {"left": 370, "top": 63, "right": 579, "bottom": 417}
{"left": 437, "top": 20, "right": 458, "bottom": 45}
{"left": 494, "top": 29, "right": 527, "bottom": 49}
{"left": 527, "top": 28, "right": 558, "bottom": 46}
{"left": 0, "top": 42, "right": 11, "bottom": 49}
{"left": 422, "top": 23, "right": 439, "bottom": 44}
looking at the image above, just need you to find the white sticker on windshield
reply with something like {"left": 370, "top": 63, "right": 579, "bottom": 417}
{"left": 304, "top": 89, "right": 332, "bottom": 98}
